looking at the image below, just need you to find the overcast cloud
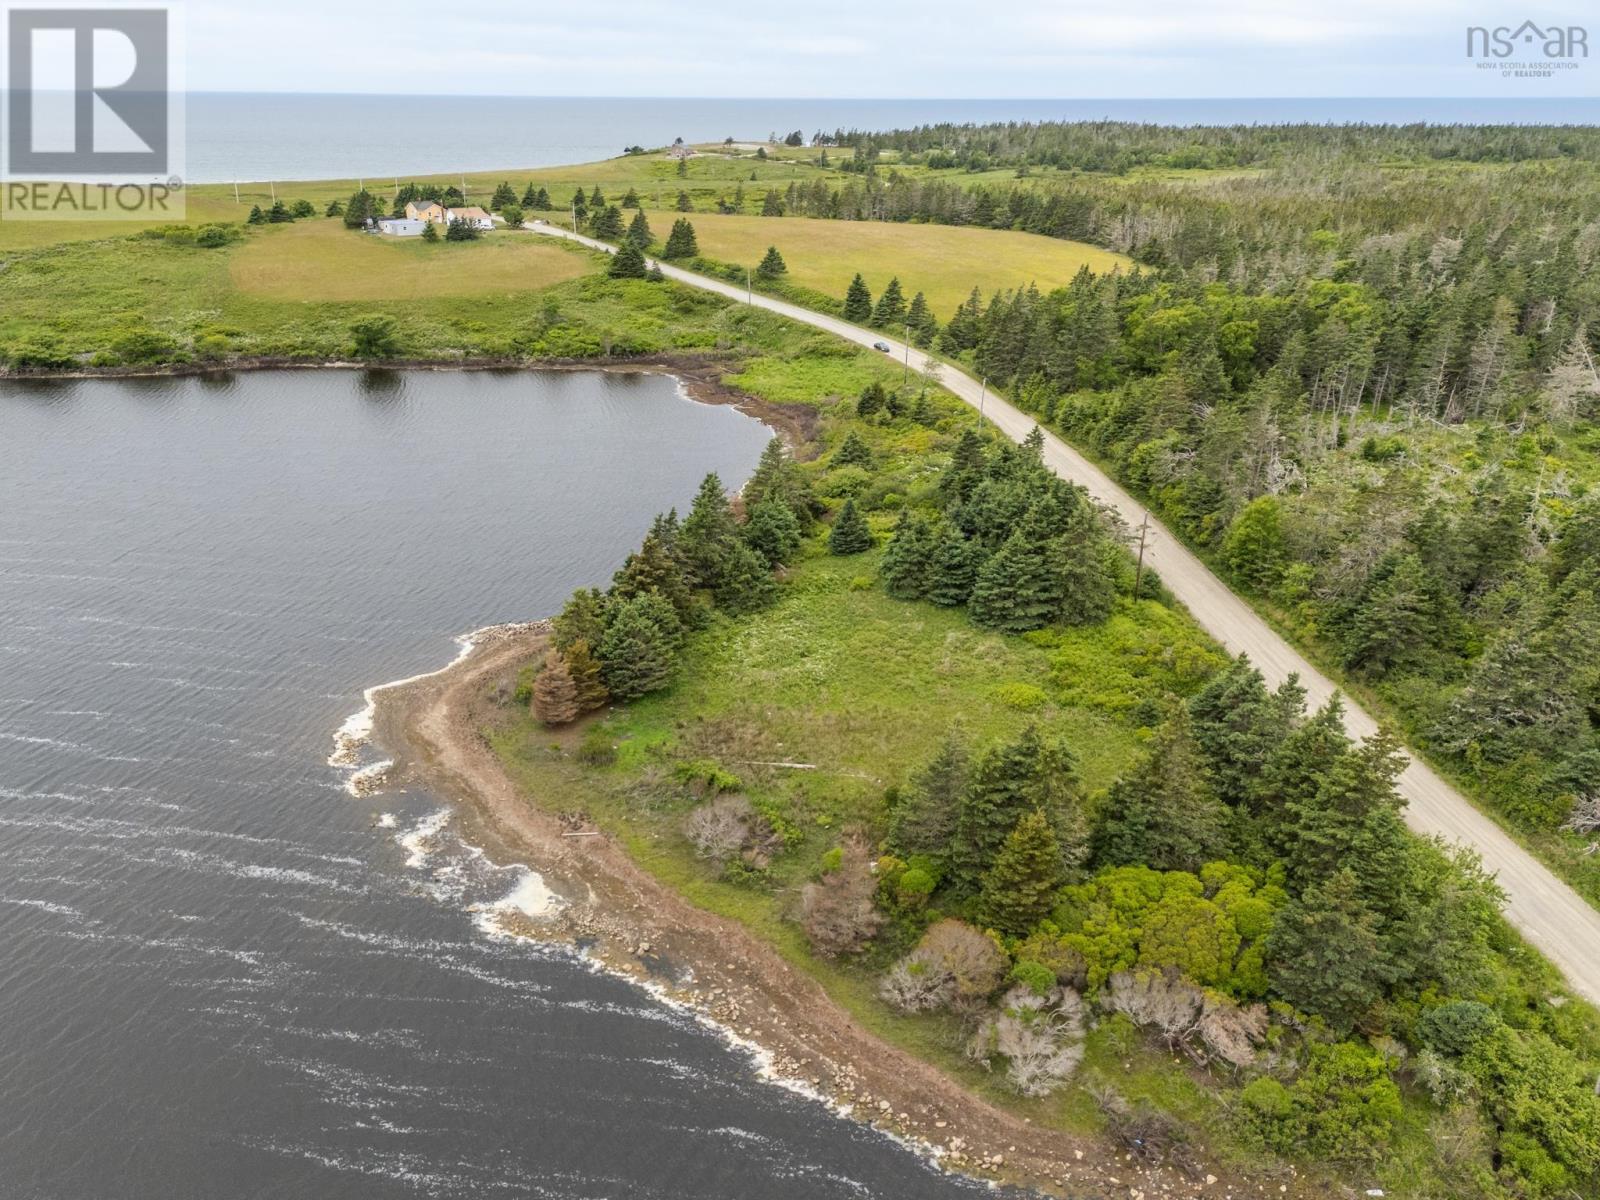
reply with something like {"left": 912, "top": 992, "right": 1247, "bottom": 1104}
{"left": 181, "top": 0, "right": 1598, "bottom": 96}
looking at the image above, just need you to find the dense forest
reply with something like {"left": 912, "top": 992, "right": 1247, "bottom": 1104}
{"left": 747, "top": 122, "right": 1600, "bottom": 902}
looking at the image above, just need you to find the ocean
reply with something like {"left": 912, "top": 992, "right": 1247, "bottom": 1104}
{"left": 181, "top": 93, "right": 1600, "bottom": 183}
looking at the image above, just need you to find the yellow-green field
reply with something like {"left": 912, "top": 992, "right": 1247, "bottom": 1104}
{"left": 0, "top": 148, "right": 820, "bottom": 250}
{"left": 229, "top": 219, "right": 587, "bottom": 301}
{"left": 645, "top": 210, "right": 1130, "bottom": 318}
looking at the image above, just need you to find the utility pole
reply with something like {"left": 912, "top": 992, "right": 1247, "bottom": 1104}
{"left": 902, "top": 326, "right": 911, "bottom": 386}
{"left": 572, "top": 200, "right": 578, "bottom": 234}
{"left": 1133, "top": 511, "right": 1151, "bottom": 598}
{"left": 232, "top": 179, "right": 239, "bottom": 204}
{"left": 977, "top": 377, "right": 988, "bottom": 428}
{"left": 746, "top": 267, "right": 752, "bottom": 305}
{"left": 269, "top": 181, "right": 276, "bottom": 203}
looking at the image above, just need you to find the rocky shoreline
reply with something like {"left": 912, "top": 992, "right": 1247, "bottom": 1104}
{"left": 353, "top": 622, "right": 1310, "bottom": 1200}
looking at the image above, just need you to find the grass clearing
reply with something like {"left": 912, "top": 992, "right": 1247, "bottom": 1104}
{"left": 229, "top": 220, "right": 587, "bottom": 301}
{"left": 648, "top": 210, "right": 1130, "bottom": 319}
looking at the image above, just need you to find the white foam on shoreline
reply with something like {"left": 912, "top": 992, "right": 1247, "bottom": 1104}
{"left": 621, "top": 967, "right": 957, "bottom": 1176}
{"left": 346, "top": 759, "right": 394, "bottom": 797}
{"left": 326, "top": 628, "right": 489, "bottom": 772}
{"left": 326, "top": 623, "right": 965, "bottom": 1186}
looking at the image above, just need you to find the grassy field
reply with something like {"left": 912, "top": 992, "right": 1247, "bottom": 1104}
{"left": 229, "top": 219, "right": 587, "bottom": 301}
{"left": 642, "top": 210, "right": 1128, "bottom": 319}
{"left": 0, "top": 148, "right": 824, "bottom": 251}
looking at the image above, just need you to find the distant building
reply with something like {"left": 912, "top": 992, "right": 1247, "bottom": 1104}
{"left": 375, "top": 216, "right": 426, "bottom": 237}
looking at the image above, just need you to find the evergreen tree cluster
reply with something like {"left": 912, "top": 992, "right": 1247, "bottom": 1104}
{"left": 879, "top": 420, "right": 1116, "bottom": 632}
{"left": 544, "top": 442, "right": 814, "bottom": 714}
{"left": 873, "top": 655, "right": 1600, "bottom": 1189}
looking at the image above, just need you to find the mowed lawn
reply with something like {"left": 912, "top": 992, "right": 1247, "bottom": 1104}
{"left": 229, "top": 219, "right": 590, "bottom": 301}
{"left": 646, "top": 211, "right": 1131, "bottom": 319}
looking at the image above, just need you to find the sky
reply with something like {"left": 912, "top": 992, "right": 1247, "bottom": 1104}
{"left": 179, "top": 0, "right": 1599, "bottom": 97}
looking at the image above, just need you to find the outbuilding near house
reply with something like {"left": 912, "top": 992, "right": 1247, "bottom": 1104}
{"left": 376, "top": 217, "right": 426, "bottom": 237}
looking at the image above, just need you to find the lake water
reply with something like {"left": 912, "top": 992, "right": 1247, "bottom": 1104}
{"left": 183, "top": 93, "right": 1600, "bottom": 183}
{"left": 0, "top": 369, "right": 1018, "bottom": 1199}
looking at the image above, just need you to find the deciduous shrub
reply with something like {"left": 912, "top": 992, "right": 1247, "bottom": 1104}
{"left": 880, "top": 919, "right": 1006, "bottom": 1013}
{"left": 968, "top": 984, "right": 1085, "bottom": 1097}
{"left": 800, "top": 835, "right": 882, "bottom": 958}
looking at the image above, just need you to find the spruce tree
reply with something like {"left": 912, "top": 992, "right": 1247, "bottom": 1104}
{"left": 1260, "top": 697, "right": 1352, "bottom": 849}
{"left": 626, "top": 209, "right": 654, "bottom": 247}
{"left": 888, "top": 730, "right": 970, "bottom": 859}
{"left": 856, "top": 381, "right": 887, "bottom": 418}
{"left": 608, "top": 240, "right": 648, "bottom": 278}
{"left": 744, "top": 498, "right": 802, "bottom": 567}
{"left": 612, "top": 531, "right": 695, "bottom": 625}
{"left": 341, "top": 188, "right": 374, "bottom": 228}
{"left": 532, "top": 651, "right": 580, "bottom": 726}
{"left": 678, "top": 473, "right": 739, "bottom": 587}
{"left": 1342, "top": 553, "right": 1451, "bottom": 677}
{"left": 621, "top": 187, "right": 640, "bottom": 208}
{"left": 941, "top": 429, "right": 987, "bottom": 502}
{"left": 590, "top": 205, "right": 625, "bottom": 240}
{"left": 977, "top": 810, "right": 1063, "bottom": 936}
{"left": 833, "top": 431, "right": 872, "bottom": 467}
{"left": 714, "top": 541, "right": 778, "bottom": 615}
{"left": 534, "top": 187, "right": 551, "bottom": 209}
{"left": 926, "top": 524, "right": 981, "bottom": 607}
{"left": 564, "top": 637, "right": 609, "bottom": 712}
{"left": 247, "top": 205, "right": 265, "bottom": 225}
{"left": 742, "top": 437, "right": 810, "bottom": 520}
{"left": 940, "top": 287, "right": 985, "bottom": 353}
{"left": 554, "top": 587, "right": 607, "bottom": 651}
{"left": 881, "top": 513, "right": 934, "bottom": 599}
{"left": 663, "top": 218, "right": 699, "bottom": 258}
{"left": 756, "top": 245, "right": 788, "bottom": 277}
{"left": 589, "top": 185, "right": 604, "bottom": 208}
{"left": 871, "top": 276, "right": 907, "bottom": 327}
{"left": 676, "top": 190, "right": 693, "bottom": 212}
{"left": 492, "top": 181, "right": 516, "bottom": 209}
{"left": 421, "top": 220, "right": 439, "bottom": 243}
{"left": 1057, "top": 529, "right": 1116, "bottom": 626}
{"left": 570, "top": 188, "right": 587, "bottom": 223}
{"left": 1284, "top": 726, "right": 1407, "bottom": 890}
{"left": 906, "top": 291, "right": 938, "bottom": 346}
{"left": 1090, "top": 702, "right": 1226, "bottom": 873}
{"left": 521, "top": 182, "right": 537, "bottom": 207}
{"left": 1266, "top": 868, "right": 1387, "bottom": 1033}
{"left": 951, "top": 724, "right": 1082, "bottom": 892}
{"left": 760, "top": 190, "right": 783, "bottom": 216}
{"left": 1187, "top": 656, "right": 1295, "bottom": 809}
{"left": 598, "top": 595, "right": 677, "bottom": 700}
{"left": 829, "top": 498, "right": 872, "bottom": 555}
{"left": 969, "top": 526, "right": 1064, "bottom": 632}
{"left": 843, "top": 274, "right": 873, "bottom": 323}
